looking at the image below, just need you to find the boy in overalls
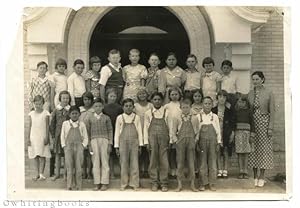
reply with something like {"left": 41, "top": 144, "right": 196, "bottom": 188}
{"left": 61, "top": 106, "right": 88, "bottom": 190}
{"left": 114, "top": 98, "right": 143, "bottom": 191}
{"left": 171, "top": 99, "right": 199, "bottom": 192}
{"left": 144, "top": 92, "right": 171, "bottom": 192}
{"left": 197, "top": 97, "right": 222, "bottom": 191}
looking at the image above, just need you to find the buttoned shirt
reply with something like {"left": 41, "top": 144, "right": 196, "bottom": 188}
{"left": 99, "top": 63, "right": 122, "bottom": 86}
{"left": 114, "top": 113, "right": 143, "bottom": 148}
{"left": 197, "top": 110, "right": 222, "bottom": 144}
{"left": 221, "top": 72, "right": 238, "bottom": 94}
{"left": 67, "top": 72, "right": 86, "bottom": 105}
{"left": 158, "top": 66, "right": 186, "bottom": 94}
{"left": 170, "top": 113, "right": 200, "bottom": 143}
{"left": 143, "top": 106, "right": 172, "bottom": 145}
{"left": 60, "top": 119, "right": 89, "bottom": 148}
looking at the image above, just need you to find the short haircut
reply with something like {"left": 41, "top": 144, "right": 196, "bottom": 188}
{"left": 33, "top": 95, "right": 45, "bottom": 104}
{"left": 136, "top": 88, "right": 149, "bottom": 101}
{"left": 122, "top": 98, "right": 134, "bottom": 106}
{"left": 109, "top": 49, "right": 120, "bottom": 56}
{"left": 58, "top": 90, "right": 71, "bottom": 104}
{"left": 186, "top": 54, "right": 198, "bottom": 62}
{"left": 55, "top": 58, "right": 67, "bottom": 69}
{"left": 252, "top": 71, "right": 265, "bottom": 83}
{"left": 129, "top": 48, "right": 140, "bottom": 55}
{"left": 217, "top": 90, "right": 228, "bottom": 99}
{"left": 89, "top": 56, "right": 101, "bottom": 68}
{"left": 180, "top": 98, "right": 192, "bottom": 107}
{"left": 191, "top": 89, "right": 204, "bottom": 102}
{"left": 166, "top": 52, "right": 177, "bottom": 60}
{"left": 168, "top": 87, "right": 182, "bottom": 101}
{"left": 235, "top": 93, "right": 250, "bottom": 110}
{"left": 69, "top": 105, "right": 80, "bottom": 113}
{"left": 82, "top": 91, "right": 94, "bottom": 101}
{"left": 93, "top": 97, "right": 104, "bottom": 105}
{"left": 37, "top": 61, "right": 48, "bottom": 69}
{"left": 202, "top": 96, "right": 213, "bottom": 103}
{"left": 202, "top": 57, "right": 215, "bottom": 67}
{"left": 221, "top": 60, "right": 232, "bottom": 67}
{"left": 150, "top": 92, "right": 164, "bottom": 100}
{"left": 106, "top": 88, "right": 117, "bottom": 97}
{"left": 149, "top": 52, "right": 160, "bottom": 60}
{"left": 73, "top": 59, "right": 85, "bottom": 67}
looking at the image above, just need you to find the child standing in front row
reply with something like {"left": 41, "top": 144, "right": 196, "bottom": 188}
{"left": 103, "top": 89, "right": 124, "bottom": 178}
{"left": 61, "top": 106, "right": 88, "bottom": 190}
{"left": 171, "top": 99, "right": 200, "bottom": 192}
{"left": 67, "top": 59, "right": 86, "bottom": 107}
{"left": 212, "top": 90, "right": 235, "bottom": 178}
{"left": 123, "top": 49, "right": 148, "bottom": 102}
{"left": 164, "top": 87, "right": 182, "bottom": 179}
{"left": 234, "top": 94, "right": 255, "bottom": 179}
{"left": 220, "top": 60, "right": 238, "bottom": 108}
{"left": 144, "top": 92, "right": 172, "bottom": 192}
{"left": 134, "top": 88, "right": 153, "bottom": 178}
{"left": 27, "top": 95, "right": 51, "bottom": 181}
{"left": 79, "top": 92, "right": 95, "bottom": 179}
{"left": 86, "top": 98, "right": 113, "bottom": 191}
{"left": 197, "top": 97, "right": 222, "bottom": 191}
{"left": 49, "top": 91, "right": 71, "bottom": 181}
{"left": 115, "top": 98, "right": 144, "bottom": 191}
{"left": 201, "top": 57, "right": 222, "bottom": 107}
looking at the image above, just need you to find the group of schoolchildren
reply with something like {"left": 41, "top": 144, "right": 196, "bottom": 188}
{"left": 27, "top": 48, "right": 255, "bottom": 192}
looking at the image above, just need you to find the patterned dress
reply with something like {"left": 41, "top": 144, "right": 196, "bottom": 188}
{"left": 84, "top": 70, "right": 100, "bottom": 98}
{"left": 123, "top": 64, "right": 148, "bottom": 102}
{"left": 29, "top": 77, "right": 52, "bottom": 110}
{"left": 234, "top": 109, "right": 252, "bottom": 154}
{"left": 248, "top": 91, "right": 274, "bottom": 169}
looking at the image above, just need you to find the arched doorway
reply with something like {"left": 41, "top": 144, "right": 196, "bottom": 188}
{"left": 89, "top": 7, "right": 190, "bottom": 68}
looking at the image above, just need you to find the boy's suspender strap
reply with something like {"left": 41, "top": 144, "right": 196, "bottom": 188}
{"left": 132, "top": 114, "right": 136, "bottom": 123}
{"left": 163, "top": 109, "right": 166, "bottom": 119}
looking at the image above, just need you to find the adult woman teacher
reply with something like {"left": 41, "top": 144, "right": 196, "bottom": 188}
{"left": 248, "top": 71, "right": 275, "bottom": 187}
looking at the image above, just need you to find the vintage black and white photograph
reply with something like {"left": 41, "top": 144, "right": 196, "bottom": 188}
{"left": 5, "top": 5, "right": 291, "bottom": 201}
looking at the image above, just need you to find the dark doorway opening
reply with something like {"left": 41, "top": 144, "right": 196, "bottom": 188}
{"left": 89, "top": 6, "right": 190, "bottom": 68}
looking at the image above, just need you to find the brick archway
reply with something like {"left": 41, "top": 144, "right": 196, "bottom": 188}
{"left": 67, "top": 6, "right": 211, "bottom": 73}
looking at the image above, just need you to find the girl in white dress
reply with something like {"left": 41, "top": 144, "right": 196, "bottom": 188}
{"left": 27, "top": 95, "right": 51, "bottom": 181}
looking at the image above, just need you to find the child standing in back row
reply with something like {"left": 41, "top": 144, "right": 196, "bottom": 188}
{"left": 123, "top": 49, "right": 148, "bottom": 102}
{"left": 201, "top": 57, "right": 222, "bottom": 107}
{"left": 29, "top": 61, "right": 54, "bottom": 111}
{"left": 27, "top": 95, "right": 51, "bottom": 181}
{"left": 184, "top": 54, "right": 202, "bottom": 99}
{"left": 145, "top": 53, "right": 161, "bottom": 97}
{"left": 115, "top": 98, "right": 143, "bottom": 191}
{"left": 67, "top": 59, "right": 86, "bottom": 107}
{"left": 85, "top": 56, "right": 101, "bottom": 98}
{"left": 50, "top": 58, "right": 68, "bottom": 107}
{"left": 220, "top": 60, "right": 238, "bottom": 108}
{"left": 61, "top": 106, "right": 89, "bottom": 190}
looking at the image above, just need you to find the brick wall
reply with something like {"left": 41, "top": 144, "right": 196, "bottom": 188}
{"left": 250, "top": 10, "right": 285, "bottom": 176}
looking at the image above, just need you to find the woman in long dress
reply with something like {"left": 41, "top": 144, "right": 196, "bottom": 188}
{"left": 248, "top": 71, "right": 275, "bottom": 187}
